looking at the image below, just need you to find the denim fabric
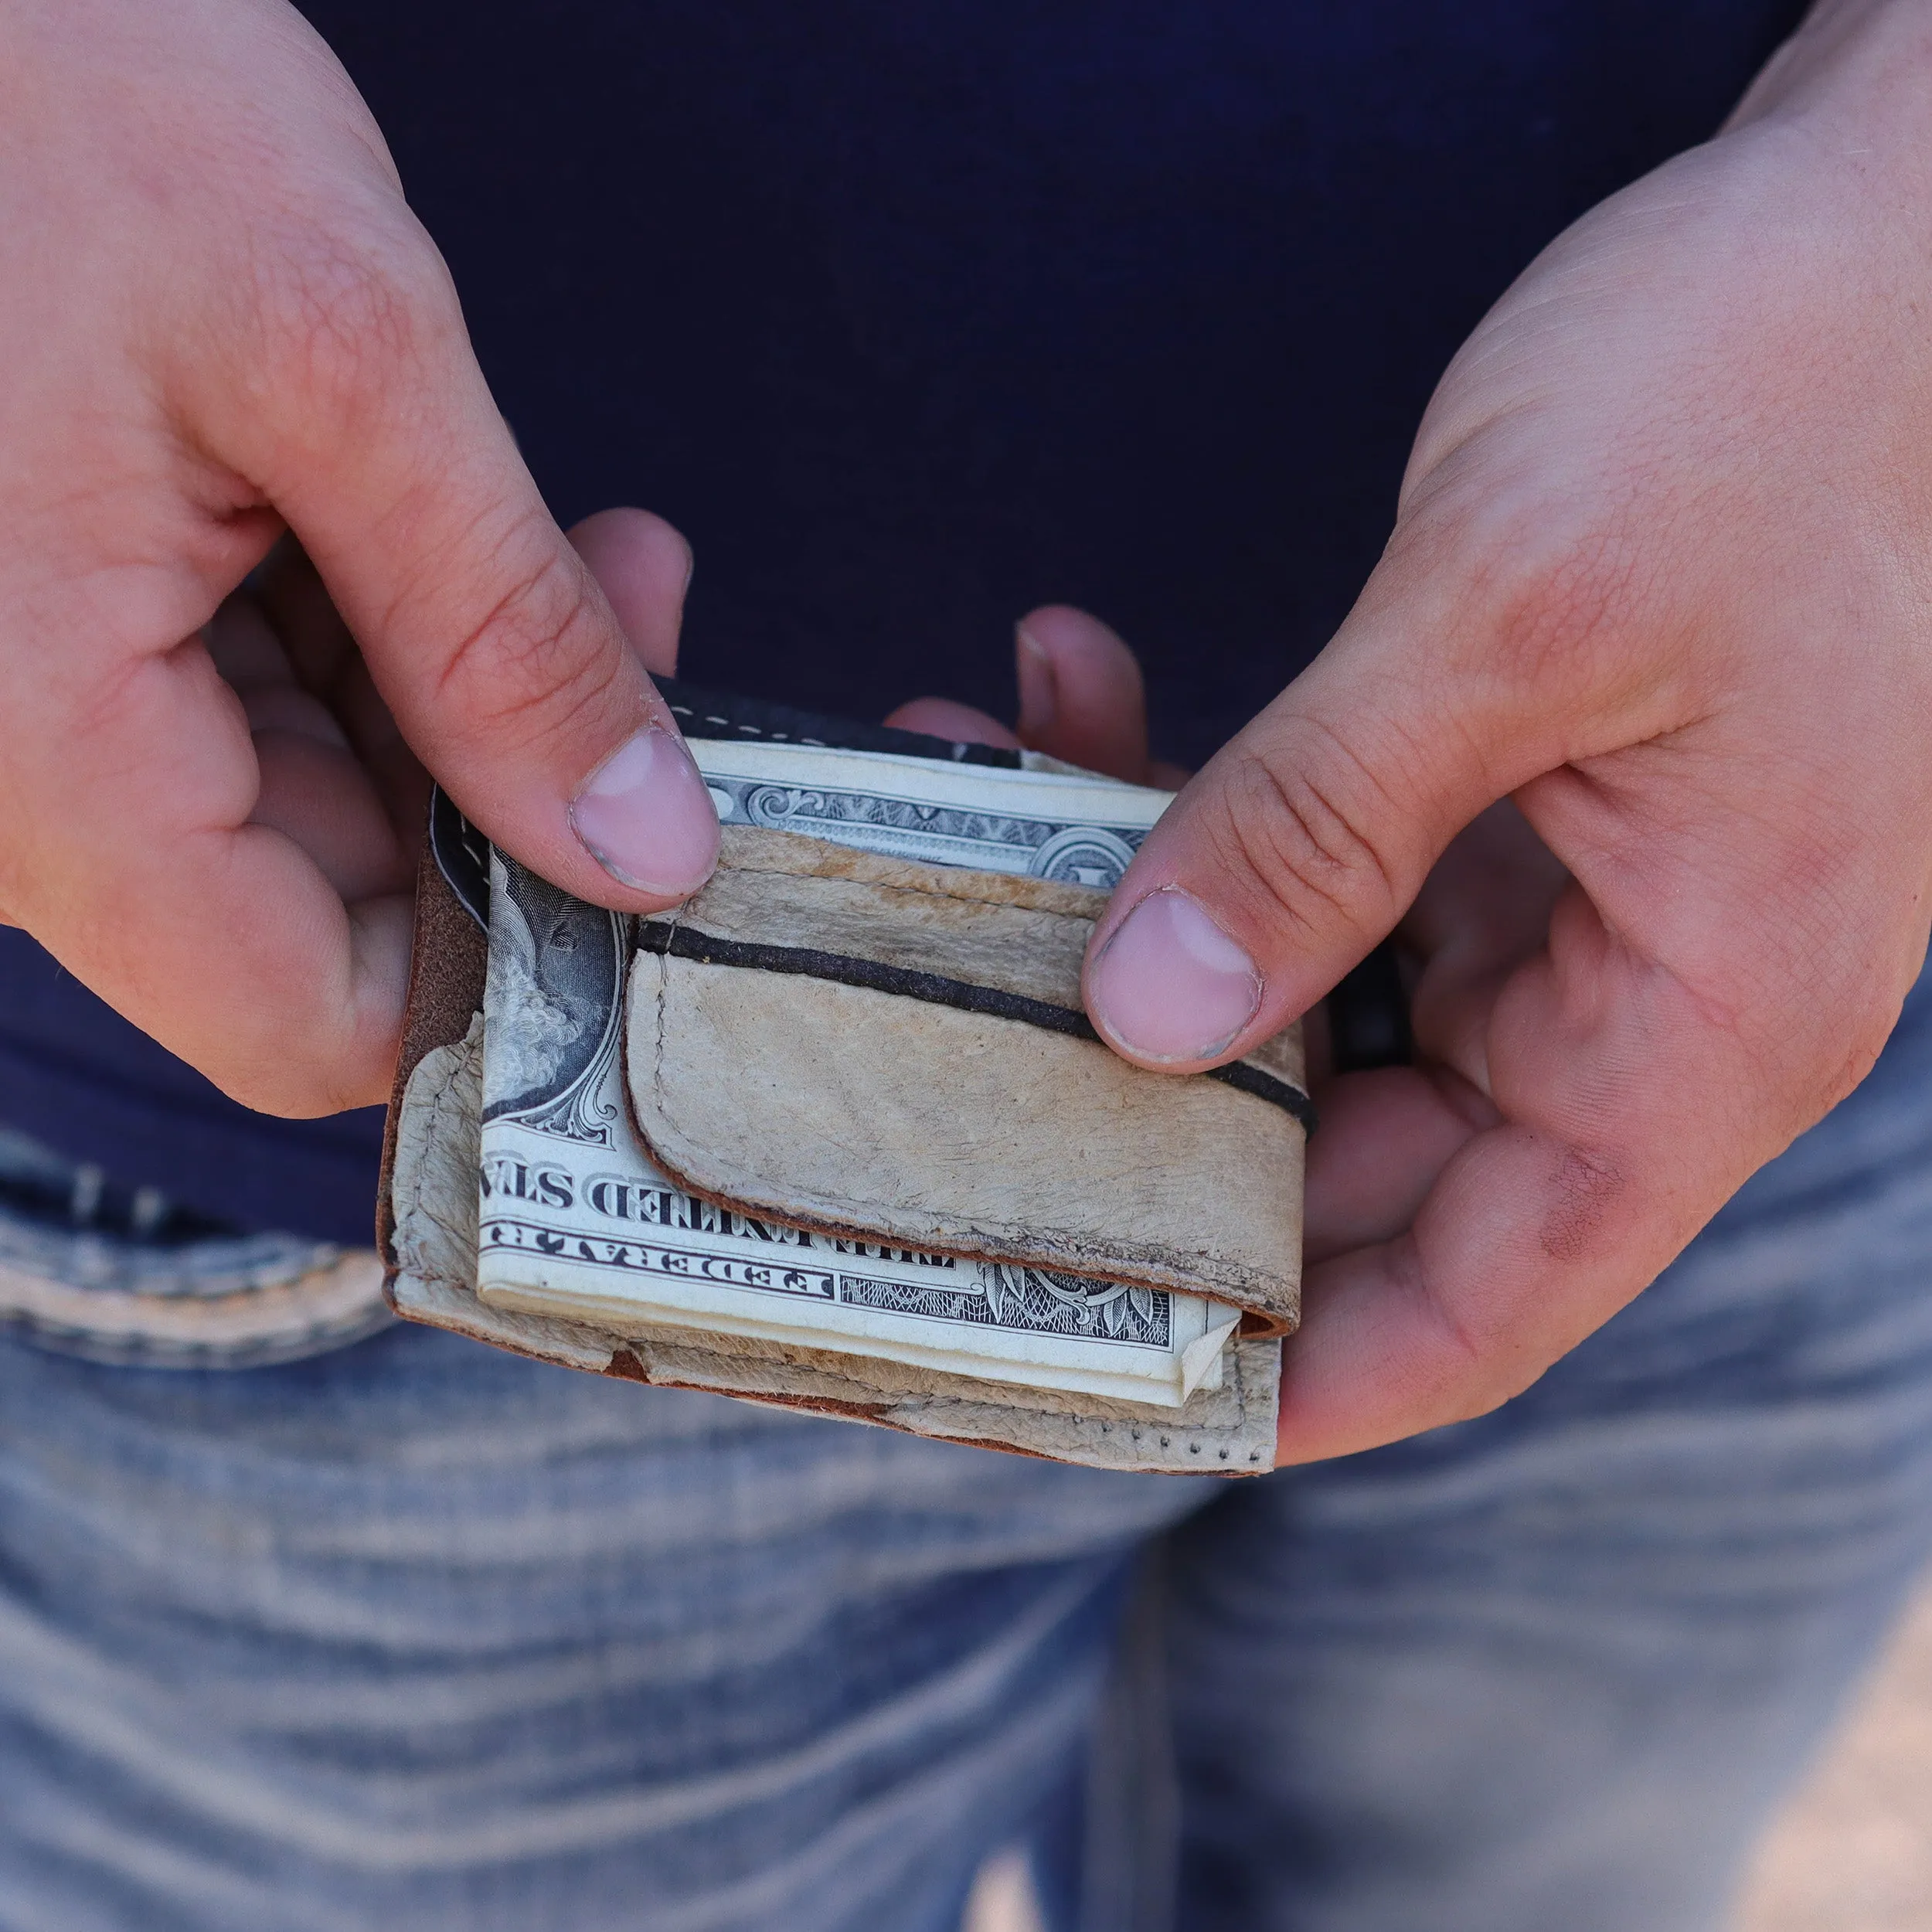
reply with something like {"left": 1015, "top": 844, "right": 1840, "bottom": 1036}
{"left": 3, "top": 973, "right": 1931, "bottom": 1930}
{"left": 0, "top": 1128, "right": 390, "bottom": 1372}
{"left": 1165, "top": 965, "right": 1932, "bottom": 1930}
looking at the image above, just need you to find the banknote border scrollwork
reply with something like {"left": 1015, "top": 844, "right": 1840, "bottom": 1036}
{"left": 839, "top": 1263, "right": 1172, "bottom": 1349}
{"left": 706, "top": 774, "right": 1147, "bottom": 886}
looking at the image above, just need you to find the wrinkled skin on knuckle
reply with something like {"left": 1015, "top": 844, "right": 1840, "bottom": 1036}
{"left": 207, "top": 943, "right": 406, "bottom": 1118}
{"left": 425, "top": 524, "right": 621, "bottom": 757}
{"left": 1198, "top": 735, "right": 1407, "bottom": 944}
{"left": 1380, "top": 1234, "right": 1548, "bottom": 1428}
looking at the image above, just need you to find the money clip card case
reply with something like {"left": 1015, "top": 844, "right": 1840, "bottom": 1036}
{"left": 379, "top": 682, "right": 1308, "bottom": 1475}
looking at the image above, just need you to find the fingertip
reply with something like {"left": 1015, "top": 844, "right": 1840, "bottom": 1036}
{"left": 1015, "top": 622, "right": 1058, "bottom": 742}
{"left": 1013, "top": 605, "right": 1149, "bottom": 781}
{"left": 882, "top": 697, "right": 1022, "bottom": 747}
{"left": 567, "top": 507, "right": 692, "bottom": 678}
{"left": 1084, "top": 886, "right": 1264, "bottom": 1070}
{"left": 568, "top": 723, "right": 720, "bottom": 902}
{"left": 1018, "top": 604, "right": 1135, "bottom": 662}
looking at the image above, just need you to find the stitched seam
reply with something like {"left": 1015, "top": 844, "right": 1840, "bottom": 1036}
{"left": 668, "top": 702, "right": 830, "bottom": 747}
{"left": 396, "top": 1043, "right": 458, "bottom": 1228}
{"left": 396, "top": 1032, "right": 477, "bottom": 1266}
{"left": 651, "top": 907, "right": 680, "bottom": 1114}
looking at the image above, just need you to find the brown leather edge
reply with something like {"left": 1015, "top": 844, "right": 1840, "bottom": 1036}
{"left": 611, "top": 1354, "right": 1255, "bottom": 1475}
{"left": 602, "top": 1348, "right": 1117, "bottom": 1468}
{"left": 401, "top": 1286, "right": 1244, "bottom": 1473}
{"left": 376, "top": 832, "right": 488, "bottom": 1273}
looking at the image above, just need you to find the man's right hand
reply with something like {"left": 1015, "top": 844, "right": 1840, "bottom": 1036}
{"left": 0, "top": 0, "right": 720, "bottom": 1117}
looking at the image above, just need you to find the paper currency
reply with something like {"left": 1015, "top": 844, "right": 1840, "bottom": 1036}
{"left": 474, "top": 740, "right": 1241, "bottom": 1409}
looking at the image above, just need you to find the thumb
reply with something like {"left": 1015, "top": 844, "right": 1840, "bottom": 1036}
{"left": 191, "top": 230, "right": 718, "bottom": 912}
{"left": 1083, "top": 598, "right": 1544, "bottom": 1070}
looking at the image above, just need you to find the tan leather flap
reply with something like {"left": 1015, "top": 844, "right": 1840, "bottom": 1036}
{"left": 623, "top": 827, "right": 1306, "bottom": 1332}
{"left": 388, "top": 1018, "right": 1281, "bottom": 1472}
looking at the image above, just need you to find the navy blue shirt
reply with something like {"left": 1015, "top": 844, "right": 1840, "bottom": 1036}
{"left": 0, "top": 0, "right": 1804, "bottom": 1242}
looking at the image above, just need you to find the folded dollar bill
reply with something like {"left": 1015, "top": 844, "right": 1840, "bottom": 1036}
{"left": 379, "top": 683, "right": 1307, "bottom": 1475}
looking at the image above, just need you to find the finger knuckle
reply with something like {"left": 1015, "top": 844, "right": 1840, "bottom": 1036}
{"left": 429, "top": 521, "right": 621, "bottom": 750}
{"left": 1202, "top": 731, "right": 1407, "bottom": 940}
{"left": 1389, "top": 1238, "right": 1537, "bottom": 1423}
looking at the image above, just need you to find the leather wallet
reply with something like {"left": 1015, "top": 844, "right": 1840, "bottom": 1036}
{"left": 379, "top": 683, "right": 1305, "bottom": 1475}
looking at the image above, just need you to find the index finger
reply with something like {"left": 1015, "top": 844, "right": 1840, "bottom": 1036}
{"left": 182, "top": 209, "right": 719, "bottom": 912}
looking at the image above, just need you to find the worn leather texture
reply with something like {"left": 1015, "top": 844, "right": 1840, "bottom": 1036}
{"left": 626, "top": 826, "right": 1306, "bottom": 1331}
{"left": 379, "top": 687, "right": 1300, "bottom": 1472}
{"left": 376, "top": 821, "right": 488, "bottom": 1267}
{"left": 388, "top": 1022, "right": 1281, "bottom": 1473}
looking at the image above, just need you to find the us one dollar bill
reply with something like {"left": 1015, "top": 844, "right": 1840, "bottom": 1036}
{"left": 474, "top": 739, "right": 1241, "bottom": 1409}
